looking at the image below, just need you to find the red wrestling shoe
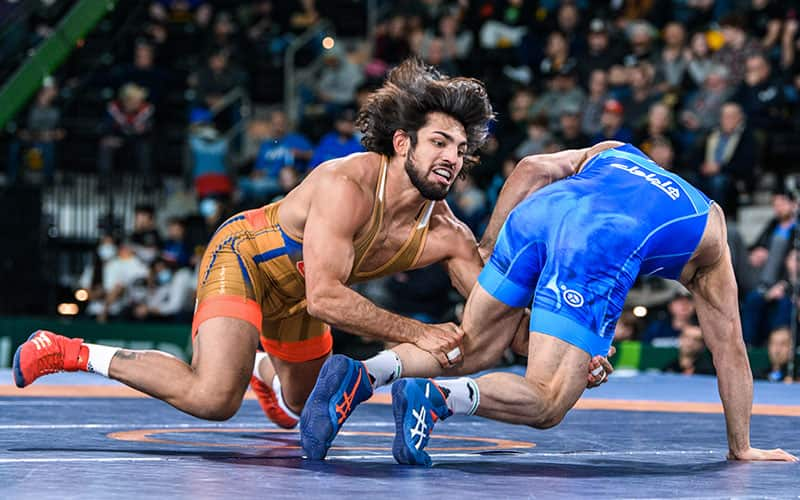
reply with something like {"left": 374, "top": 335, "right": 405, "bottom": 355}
{"left": 13, "top": 330, "right": 88, "bottom": 388}
{"left": 249, "top": 375, "right": 299, "bottom": 429}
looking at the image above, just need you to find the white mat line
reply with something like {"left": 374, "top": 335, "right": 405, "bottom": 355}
{"left": 0, "top": 422, "right": 401, "bottom": 430}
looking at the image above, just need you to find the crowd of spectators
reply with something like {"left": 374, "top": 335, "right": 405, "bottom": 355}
{"left": 5, "top": 0, "right": 800, "bottom": 378}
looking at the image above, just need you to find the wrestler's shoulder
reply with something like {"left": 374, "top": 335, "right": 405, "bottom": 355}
{"left": 429, "top": 200, "right": 478, "bottom": 244}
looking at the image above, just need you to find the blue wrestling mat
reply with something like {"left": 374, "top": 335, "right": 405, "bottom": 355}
{"left": 0, "top": 369, "right": 798, "bottom": 499}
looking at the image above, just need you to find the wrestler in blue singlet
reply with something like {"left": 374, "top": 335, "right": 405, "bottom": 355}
{"left": 478, "top": 143, "right": 712, "bottom": 356}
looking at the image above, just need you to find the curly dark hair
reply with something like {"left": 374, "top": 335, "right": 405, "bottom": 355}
{"left": 357, "top": 58, "right": 494, "bottom": 167}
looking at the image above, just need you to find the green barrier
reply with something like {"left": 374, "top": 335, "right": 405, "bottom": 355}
{"left": 0, "top": 317, "right": 192, "bottom": 367}
{"left": 0, "top": 0, "right": 116, "bottom": 129}
{"left": 610, "top": 340, "right": 772, "bottom": 375}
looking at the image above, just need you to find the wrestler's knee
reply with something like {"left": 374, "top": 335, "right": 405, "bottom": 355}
{"left": 188, "top": 381, "right": 245, "bottom": 421}
{"left": 521, "top": 380, "right": 569, "bottom": 429}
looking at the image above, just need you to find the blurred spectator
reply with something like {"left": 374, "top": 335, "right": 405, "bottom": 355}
{"left": 420, "top": 37, "right": 459, "bottom": 76}
{"left": 96, "top": 240, "right": 149, "bottom": 323}
{"left": 746, "top": 0, "right": 783, "bottom": 52}
{"left": 106, "top": 39, "right": 167, "bottom": 106}
{"left": 205, "top": 10, "right": 241, "bottom": 55}
{"left": 133, "top": 254, "right": 195, "bottom": 322}
{"left": 694, "top": 102, "right": 757, "bottom": 212}
{"left": 188, "top": 48, "right": 248, "bottom": 113}
{"left": 642, "top": 289, "right": 696, "bottom": 346}
{"left": 654, "top": 22, "right": 688, "bottom": 93}
{"left": 614, "top": 309, "right": 643, "bottom": 342}
{"left": 448, "top": 173, "right": 487, "bottom": 234}
{"left": 759, "top": 327, "right": 795, "bottom": 382}
{"left": 374, "top": 14, "right": 411, "bottom": 65}
{"left": 679, "top": 65, "right": 732, "bottom": 138}
{"left": 581, "top": 69, "right": 610, "bottom": 137}
{"left": 536, "top": 31, "right": 572, "bottom": 90}
{"left": 130, "top": 204, "right": 162, "bottom": 264}
{"left": 683, "top": 31, "right": 715, "bottom": 91}
{"left": 530, "top": 58, "right": 586, "bottom": 130}
{"left": 635, "top": 102, "right": 677, "bottom": 157}
{"left": 664, "top": 320, "right": 716, "bottom": 376}
{"left": 79, "top": 234, "right": 118, "bottom": 319}
{"left": 556, "top": 105, "right": 589, "bottom": 149}
{"left": 780, "top": 18, "right": 798, "bottom": 71}
{"left": 621, "top": 62, "right": 662, "bottom": 131}
{"left": 591, "top": 99, "right": 633, "bottom": 144}
{"left": 648, "top": 137, "right": 677, "bottom": 172}
{"left": 579, "top": 19, "right": 624, "bottom": 85}
{"left": 240, "top": 110, "right": 312, "bottom": 205}
{"left": 515, "top": 115, "right": 551, "bottom": 159}
{"left": 241, "top": 0, "right": 289, "bottom": 65}
{"left": 309, "top": 45, "right": 365, "bottom": 116}
{"left": 486, "top": 155, "right": 518, "bottom": 209}
{"left": 97, "top": 83, "right": 154, "bottom": 184}
{"left": 309, "top": 108, "right": 364, "bottom": 168}
{"left": 7, "top": 79, "right": 64, "bottom": 184}
{"left": 162, "top": 217, "right": 191, "bottom": 268}
{"left": 742, "top": 234, "right": 798, "bottom": 346}
{"left": 748, "top": 190, "right": 798, "bottom": 292}
{"left": 625, "top": 20, "right": 657, "bottom": 63}
{"left": 554, "top": 4, "right": 586, "bottom": 57}
{"left": 426, "top": 10, "right": 473, "bottom": 71}
{"left": 496, "top": 88, "right": 533, "bottom": 161}
{"left": 188, "top": 118, "right": 232, "bottom": 200}
{"left": 713, "top": 14, "right": 762, "bottom": 87}
{"left": 732, "top": 53, "right": 788, "bottom": 136}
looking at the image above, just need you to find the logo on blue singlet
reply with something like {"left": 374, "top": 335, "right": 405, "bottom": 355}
{"left": 560, "top": 285, "right": 584, "bottom": 308}
{"left": 609, "top": 162, "right": 680, "bottom": 201}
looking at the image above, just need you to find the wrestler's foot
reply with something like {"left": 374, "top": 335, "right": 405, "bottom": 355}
{"left": 391, "top": 378, "right": 452, "bottom": 467}
{"left": 13, "top": 330, "right": 88, "bottom": 388}
{"left": 300, "top": 354, "right": 373, "bottom": 460}
{"left": 249, "top": 375, "right": 298, "bottom": 429}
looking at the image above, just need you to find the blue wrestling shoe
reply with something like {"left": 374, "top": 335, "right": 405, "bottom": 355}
{"left": 391, "top": 378, "right": 452, "bottom": 467}
{"left": 300, "top": 354, "right": 373, "bottom": 460}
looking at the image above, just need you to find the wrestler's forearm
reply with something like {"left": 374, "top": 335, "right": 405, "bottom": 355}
{"left": 307, "top": 284, "right": 425, "bottom": 344}
{"left": 712, "top": 341, "right": 754, "bottom": 455}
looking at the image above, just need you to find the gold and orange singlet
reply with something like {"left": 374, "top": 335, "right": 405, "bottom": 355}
{"left": 192, "top": 157, "right": 435, "bottom": 362}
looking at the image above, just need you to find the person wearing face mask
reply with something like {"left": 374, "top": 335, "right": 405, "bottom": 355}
{"left": 133, "top": 255, "right": 195, "bottom": 322}
{"left": 78, "top": 235, "right": 118, "bottom": 319}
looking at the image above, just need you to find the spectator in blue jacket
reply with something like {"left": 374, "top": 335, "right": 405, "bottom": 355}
{"left": 309, "top": 108, "right": 364, "bottom": 168}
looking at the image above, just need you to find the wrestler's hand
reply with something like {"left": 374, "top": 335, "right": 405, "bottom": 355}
{"left": 586, "top": 345, "right": 616, "bottom": 389}
{"left": 728, "top": 447, "right": 799, "bottom": 462}
{"left": 415, "top": 322, "right": 464, "bottom": 368}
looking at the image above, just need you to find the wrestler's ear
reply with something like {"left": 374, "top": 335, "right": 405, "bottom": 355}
{"left": 392, "top": 129, "right": 411, "bottom": 157}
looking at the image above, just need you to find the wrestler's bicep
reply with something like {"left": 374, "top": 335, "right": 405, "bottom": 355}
{"left": 303, "top": 177, "right": 371, "bottom": 294}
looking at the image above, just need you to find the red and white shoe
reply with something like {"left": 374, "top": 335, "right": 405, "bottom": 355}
{"left": 13, "top": 330, "right": 88, "bottom": 388}
{"left": 249, "top": 375, "right": 299, "bottom": 429}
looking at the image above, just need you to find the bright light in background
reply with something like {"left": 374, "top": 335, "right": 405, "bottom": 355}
{"left": 58, "top": 303, "right": 79, "bottom": 316}
{"left": 633, "top": 306, "right": 648, "bottom": 318}
{"left": 322, "top": 36, "right": 335, "bottom": 50}
{"left": 74, "top": 289, "right": 89, "bottom": 302}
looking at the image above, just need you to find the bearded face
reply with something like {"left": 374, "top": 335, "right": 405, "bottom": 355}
{"left": 402, "top": 112, "right": 467, "bottom": 201}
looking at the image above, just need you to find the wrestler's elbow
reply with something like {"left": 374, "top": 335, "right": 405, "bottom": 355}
{"left": 306, "top": 282, "right": 345, "bottom": 321}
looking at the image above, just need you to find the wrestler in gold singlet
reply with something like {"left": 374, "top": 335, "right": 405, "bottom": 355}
{"left": 193, "top": 157, "right": 436, "bottom": 362}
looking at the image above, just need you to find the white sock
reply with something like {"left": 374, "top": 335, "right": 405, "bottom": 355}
{"left": 436, "top": 377, "right": 480, "bottom": 416}
{"left": 84, "top": 344, "right": 120, "bottom": 378}
{"left": 272, "top": 374, "right": 300, "bottom": 420}
{"left": 253, "top": 352, "right": 269, "bottom": 382}
{"left": 363, "top": 350, "right": 402, "bottom": 388}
